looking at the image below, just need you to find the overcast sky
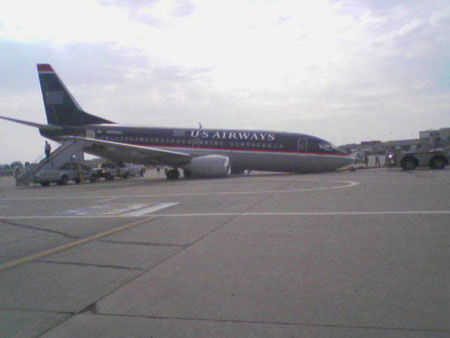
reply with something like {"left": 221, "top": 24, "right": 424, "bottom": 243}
{"left": 0, "top": 0, "right": 449, "bottom": 163}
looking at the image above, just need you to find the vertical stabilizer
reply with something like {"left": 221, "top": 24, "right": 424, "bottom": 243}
{"left": 37, "top": 64, "right": 114, "bottom": 126}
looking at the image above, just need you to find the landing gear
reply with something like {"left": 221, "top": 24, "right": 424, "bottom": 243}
{"left": 230, "top": 168, "right": 245, "bottom": 175}
{"left": 165, "top": 168, "right": 180, "bottom": 180}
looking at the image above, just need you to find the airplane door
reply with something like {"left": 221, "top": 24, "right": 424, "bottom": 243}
{"left": 297, "top": 138, "right": 307, "bottom": 152}
{"left": 86, "top": 129, "right": 95, "bottom": 139}
{"left": 192, "top": 137, "right": 200, "bottom": 149}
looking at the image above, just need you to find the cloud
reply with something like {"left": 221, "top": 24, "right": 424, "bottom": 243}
{"left": 0, "top": 0, "right": 449, "bottom": 163}
{"left": 173, "top": 0, "right": 196, "bottom": 17}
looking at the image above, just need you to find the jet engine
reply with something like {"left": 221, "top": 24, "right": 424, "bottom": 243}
{"left": 182, "top": 155, "right": 230, "bottom": 178}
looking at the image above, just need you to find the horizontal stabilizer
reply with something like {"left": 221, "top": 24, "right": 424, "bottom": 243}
{"left": 0, "top": 115, "right": 62, "bottom": 130}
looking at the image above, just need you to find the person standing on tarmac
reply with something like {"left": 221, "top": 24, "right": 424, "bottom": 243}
{"left": 375, "top": 155, "right": 381, "bottom": 167}
{"left": 44, "top": 141, "right": 51, "bottom": 159}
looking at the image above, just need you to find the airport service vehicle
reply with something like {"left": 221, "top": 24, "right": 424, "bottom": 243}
{"left": 93, "top": 162, "right": 144, "bottom": 180}
{"left": 126, "top": 164, "right": 146, "bottom": 177}
{"left": 93, "top": 163, "right": 129, "bottom": 180}
{"left": 399, "top": 150, "right": 449, "bottom": 170}
{"left": 34, "top": 162, "right": 96, "bottom": 186}
{"left": 91, "top": 166, "right": 114, "bottom": 181}
{"left": 0, "top": 64, "right": 353, "bottom": 179}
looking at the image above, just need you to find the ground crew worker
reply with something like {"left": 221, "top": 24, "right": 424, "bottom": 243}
{"left": 45, "top": 141, "right": 51, "bottom": 159}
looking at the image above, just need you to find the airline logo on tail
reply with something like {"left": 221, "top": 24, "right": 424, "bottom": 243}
{"left": 45, "top": 91, "right": 65, "bottom": 105}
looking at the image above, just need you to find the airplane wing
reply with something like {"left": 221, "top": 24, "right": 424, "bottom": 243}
{"left": 67, "top": 136, "right": 192, "bottom": 167}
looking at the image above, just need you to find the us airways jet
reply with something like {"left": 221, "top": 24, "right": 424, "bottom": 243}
{"left": 0, "top": 64, "right": 352, "bottom": 179}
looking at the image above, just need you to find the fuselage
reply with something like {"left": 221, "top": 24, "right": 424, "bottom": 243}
{"left": 40, "top": 124, "right": 353, "bottom": 173}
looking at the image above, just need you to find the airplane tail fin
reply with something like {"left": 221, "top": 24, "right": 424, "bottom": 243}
{"left": 37, "top": 64, "right": 114, "bottom": 126}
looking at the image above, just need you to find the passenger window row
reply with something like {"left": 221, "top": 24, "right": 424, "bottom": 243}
{"left": 95, "top": 135, "right": 285, "bottom": 149}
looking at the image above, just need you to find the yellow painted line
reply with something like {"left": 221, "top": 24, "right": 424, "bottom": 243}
{"left": 0, "top": 217, "right": 154, "bottom": 273}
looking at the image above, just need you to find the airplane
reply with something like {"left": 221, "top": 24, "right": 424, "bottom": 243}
{"left": 0, "top": 64, "right": 353, "bottom": 179}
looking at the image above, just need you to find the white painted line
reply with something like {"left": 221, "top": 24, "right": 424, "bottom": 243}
{"left": 101, "top": 197, "right": 119, "bottom": 203}
{"left": 59, "top": 202, "right": 179, "bottom": 217}
{"left": 0, "top": 180, "right": 359, "bottom": 201}
{"left": 152, "top": 210, "right": 450, "bottom": 217}
{"left": 119, "top": 202, "right": 179, "bottom": 217}
{"left": 1, "top": 210, "right": 450, "bottom": 220}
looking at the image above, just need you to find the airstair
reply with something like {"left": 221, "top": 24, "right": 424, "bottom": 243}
{"left": 15, "top": 139, "right": 85, "bottom": 186}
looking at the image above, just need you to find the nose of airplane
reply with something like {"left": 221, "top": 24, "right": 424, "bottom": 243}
{"left": 339, "top": 150, "right": 354, "bottom": 166}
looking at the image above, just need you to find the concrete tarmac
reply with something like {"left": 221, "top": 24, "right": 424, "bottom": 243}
{"left": 0, "top": 168, "right": 449, "bottom": 338}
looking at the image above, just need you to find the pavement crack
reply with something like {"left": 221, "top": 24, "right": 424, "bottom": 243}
{"left": 71, "top": 180, "right": 303, "bottom": 312}
{"left": 78, "top": 302, "right": 99, "bottom": 315}
{"left": 0, "top": 219, "right": 80, "bottom": 239}
{"left": 88, "top": 313, "right": 450, "bottom": 334}
{"left": 37, "top": 260, "right": 144, "bottom": 271}
{"left": 0, "top": 307, "right": 74, "bottom": 315}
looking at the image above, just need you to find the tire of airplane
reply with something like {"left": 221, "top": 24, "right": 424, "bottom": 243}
{"left": 166, "top": 168, "right": 180, "bottom": 180}
{"left": 230, "top": 168, "right": 245, "bottom": 174}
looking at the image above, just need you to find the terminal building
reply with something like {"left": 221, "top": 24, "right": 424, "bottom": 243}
{"left": 339, "top": 127, "right": 450, "bottom": 154}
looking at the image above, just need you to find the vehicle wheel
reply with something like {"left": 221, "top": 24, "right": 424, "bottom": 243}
{"left": 74, "top": 178, "right": 81, "bottom": 184}
{"left": 401, "top": 157, "right": 417, "bottom": 170}
{"left": 58, "top": 175, "right": 68, "bottom": 185}
{"left": 429, "top": 156, "right": 446, "bottom": 169}
{"left": 40, "top": 182, "right": 50, "bottom": 187}
{"left": 90, "top": 175, "right": 98, "bottom": 183}
{"left": 183, "top": 169, "right": 192, "bottom": 178}
{"left": 165, "top": 168, "right": 180, "bottom": 180}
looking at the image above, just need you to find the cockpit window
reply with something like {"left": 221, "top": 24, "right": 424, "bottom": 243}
{"left": 319, "top": 142, "right": 335, "bottom": 151}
